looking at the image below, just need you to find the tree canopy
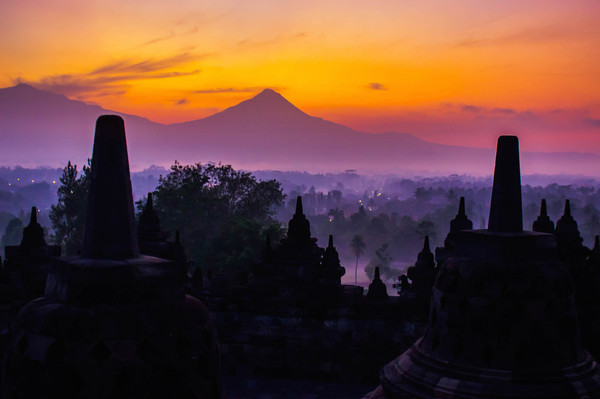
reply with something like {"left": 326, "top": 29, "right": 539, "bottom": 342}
{"left": 1, "top": 218, "right": 24, "bottom": 247}
{"left": 149, "top": 162, "right": 285, "bottom": 277}
{"left": 49, "top": 161, "right": 90, "bottom": 255}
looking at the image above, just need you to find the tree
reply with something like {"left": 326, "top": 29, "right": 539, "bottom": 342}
{"left": 350, "top": 234, "right": 366, "bottom": 284}
{"left": 150, "top": 162, "right": 285, "bottom": 278}
{"left": 1, "top": 218, "right": 24, "bottom": 247}
{"left": 365, "top": 243, "right": 393, "bottom": 281}
{"left": 416, "top": 219, "right": 436, "bottom": 241}
{"left": 49, "top": 161, "right": 91, "bottom": 255}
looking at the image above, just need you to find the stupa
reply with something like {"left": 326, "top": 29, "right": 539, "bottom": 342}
{"left": 532, "top": 199, "right": 555, "bottom": 234}
{"left": 3, "top": 206, "right": 61, "bottom": 300}
{"left": 252, "top": 196, "right": 345, "bottom": 299}
{"left": 366, "top": 136, "right": 600, "bottom": 398}
{"left": 3, "top": 115, "right": 222, "bottom": 399}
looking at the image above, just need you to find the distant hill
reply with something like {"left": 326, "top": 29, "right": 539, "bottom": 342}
{"left": 0, "top": 84, "right": 167, "bottom": 169}
{"left": 1, "top": 84, "right": 599, "bottom": 175}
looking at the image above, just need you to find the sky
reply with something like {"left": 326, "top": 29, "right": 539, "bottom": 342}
{"left": 2, "top": 0, "right": 600, "bottom": 153}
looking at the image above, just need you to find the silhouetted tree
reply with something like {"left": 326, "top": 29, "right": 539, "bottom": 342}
{"left": 49, "top": 161, "right": 90, "bottom": 254}
{"left": 1, "top": 217, "right": 24, "bottom": 247}
{"left": 331, "top": 189, "right": 343, "bottom": 205}
{"left": 365, "top": 243, "right": 392, "bottom": 281}
{"left": 416, "top": 219, "right": 436, "bottom": 241}
{"left": 350, "top": 234, "right": 366, "bottom": 284}
{"left": 149, "top": 162, "right": 285, "bottom": 278}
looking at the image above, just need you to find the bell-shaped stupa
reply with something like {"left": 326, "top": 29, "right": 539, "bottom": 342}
{"left": 3, "top": 116, "right": 222, "bottom": 399}
{"left": 366, "top": 136, "right": 600, "bottom": 398}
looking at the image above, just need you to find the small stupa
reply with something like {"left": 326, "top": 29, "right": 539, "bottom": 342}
{"left": 532, "top": 198, "right": 555, "bottom": 234}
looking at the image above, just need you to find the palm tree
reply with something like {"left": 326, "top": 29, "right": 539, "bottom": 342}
{"left": 350, "top": 234, "right": 366, "bottom": 284}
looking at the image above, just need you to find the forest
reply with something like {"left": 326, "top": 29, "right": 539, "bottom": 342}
{"left": 1, "top": 164, "right": 599, "bottom": 288}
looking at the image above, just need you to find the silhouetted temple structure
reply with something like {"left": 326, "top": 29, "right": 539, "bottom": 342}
{"left": 367, "top": 267, "right": 388, "bottom": 301}
{"left": 365, "top": 136, "right": 600, "bottom": 398}
{"left": 3, "top": 207, "right": 61, "bottom": 301}
{"left": 2, "top": 116, "right": 222, "bottom": 399}
{"left": 190, "top": 196, "right": 424, "bottom": 385}
{"left": 556, "top": 199, "right": 589, "bottom": 264}
{"left": 533, "top": 198, "right": 555, "bottom": 234}
{"left": 137, "top": 192, "right": 186, "bottom": 263}
{"left": 434, "top": 196, "right": 473, "bottom": 268}
{"left": 406, "top": 236, "right": 436, "bottom": 308}
{"left": 252, "top": 197, "right": 345, "bottom": 298}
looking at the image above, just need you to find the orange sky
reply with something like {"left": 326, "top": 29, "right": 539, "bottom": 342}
{"left": 2, "top": 0, "right": 599, "bottom": 152}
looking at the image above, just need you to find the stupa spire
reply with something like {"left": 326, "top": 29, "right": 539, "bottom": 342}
{"left": 564, "top": 199, "right": 572, "bottom": 217}
{"left": 19, "top": 206, "right": 46, "bottom": 248}
{"left": 295, "top": 195, "right": 303, "bottom": 215}
{"left": 367, "top": 266, "right": 388, "bottom": 300}
{"left": 532, "top": 198, "right": 555, "bottom": 234}
{"left": 449, "top": 196, "right": 473, "bottom": 233}
{"left": 458, "top": 196, "right": 466, "bottom": 216}
{"left": 83, "top": 115, "right": 139, "bottom": 259}
{"left": 488, "top": 136, "right": 523, "bottom": 232}
{"left": 287, "top": 196, "right": 311, "bottom": 242}
{"left": 541, "top": 198, "right": 548, "bottom": 217}
{"left": 30, "top": 207, "right": 37, "bottom": 225}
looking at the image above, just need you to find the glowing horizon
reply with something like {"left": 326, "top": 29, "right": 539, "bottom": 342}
{"left": 2, "top": 0, "right": 599, "bottom": 153}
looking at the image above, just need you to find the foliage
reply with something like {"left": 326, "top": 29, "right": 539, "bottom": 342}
{"left": 49, "top": 161, "right": 90, "bottom": 255}
{"left": 149, "top": 162, "right": 285, "bottom": 277}
{"left": 365, "top": 243, "right": 393, "bottom": 281}
{"left": 350, "top": 234, "right": 366, "bottom": 284}
{"left": 1, "top": 218, "right": 24, "bottom": 247}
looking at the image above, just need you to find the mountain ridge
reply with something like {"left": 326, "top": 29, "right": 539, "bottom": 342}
{"left": 0, "top": 83, "right": 599, "bottom": 175}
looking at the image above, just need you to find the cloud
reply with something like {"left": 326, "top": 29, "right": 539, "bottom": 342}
{"left": 440, "top": 103, "right": 532, "bottom": 118}
{"left": 21, "top": 53, "right": 204, "bottom": 98}
{"left": 236, "top": 37, "right": 281, "bottom": 49}
{"left": 454, "top": 24, "right": 593, "bottom": 48}
{"left": 491, "top": 107, "right": 517, "bottom": 115}
{"left": 91, "top": 52, "right": 200, "bottom": 75}
{"left": 135, "top": 32, "right": 176, "bottom": 48}
{"left": 175, "top": 98, "right": 188, "bottom": 105}
{"left": 192, "top": 86, "right": 285, "bottom": 94}
{"left": 461, "top": 104, "right": 483, "bottom": 113}
{"left": 584, "top": 118, "right": 600, "bottom": 128}
{"left": 368, "top": 83, "right": 387, "bottom": 91}
{"left": 194, "top": 87, "right": 257, "bottom": 94}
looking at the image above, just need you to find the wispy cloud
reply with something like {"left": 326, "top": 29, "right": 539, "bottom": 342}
{"left": 455, "top": 24, "right": 592, "bottom": 48}
{"left": 91, "top": 52, "right": 200, "bottom": 75}
{"left": 368, "top": 82, "right": 387, "bottom": 91}
{"left": 194, "top": 87, "right": 257, "bottom": 94}
{"left": 192, "top": 86, "right": 284, "bottom": 94}
{"left": 584, "top": 118, "right": 600, "bottom": 128}
{"left": 461, "top": 104, "right": 483, "bottom": 113}
{"left": 442, "top": 102, "right": 527, "bottom": 118}
{"left": 135, "top": 32, "right": 176, "bottom": 48}
{"left": 175, "top": 98, "right": 188, "bottom": 105}
{"left": 20, "top": 52, "right": 204, "bottom": 97}
{"left": 492, "top": 107, "right": 517, "bottom": 115}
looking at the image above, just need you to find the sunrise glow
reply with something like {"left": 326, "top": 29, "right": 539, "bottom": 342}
{"left": 1, "top": 0, "right": 599, "bottom": 152}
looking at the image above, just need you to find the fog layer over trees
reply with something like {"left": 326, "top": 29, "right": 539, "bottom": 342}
{"left": 2, "top": 165, "right": 600, "bottom": 286}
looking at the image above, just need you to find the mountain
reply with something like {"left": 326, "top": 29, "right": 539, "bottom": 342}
{"left": 0, "top": 84, "right": 166, "bottom": 168}
{"left": 1, "top": 84, "right": 599, "bottom": 175}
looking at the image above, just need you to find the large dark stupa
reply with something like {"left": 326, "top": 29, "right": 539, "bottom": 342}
{"left": 2, "top": 116, "right": 222, "bottom": 399}
{"left": 365, "top": 136, "right": 600, "bottom": 398}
